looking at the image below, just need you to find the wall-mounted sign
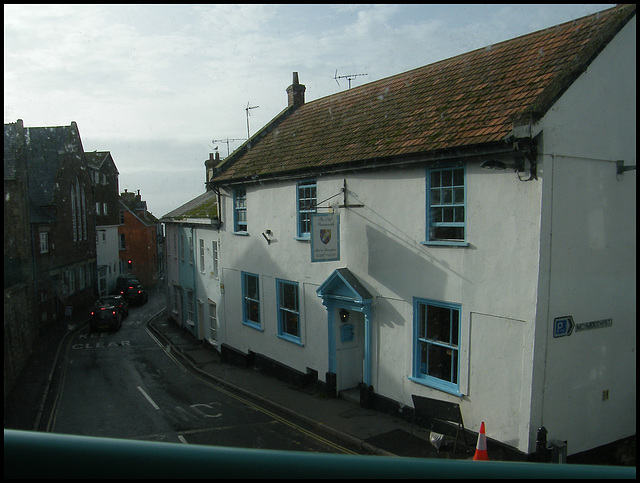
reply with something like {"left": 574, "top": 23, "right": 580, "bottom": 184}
{"left": 553, "top": 316, "right": 574, "bottom": 338}
{"left": 553, "top": 315, "right": 612, "bottom": 338}
{"left": 311, "top": 213, "right": 340, "bottom": 262}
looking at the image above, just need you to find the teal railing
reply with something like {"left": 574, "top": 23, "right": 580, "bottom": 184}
{"left": 4, "top": 429, "right": 635, "bottom": 479}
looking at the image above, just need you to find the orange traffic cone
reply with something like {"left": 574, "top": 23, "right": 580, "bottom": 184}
{"left": 473, "top": 421, "right": 489, "bottom": 460}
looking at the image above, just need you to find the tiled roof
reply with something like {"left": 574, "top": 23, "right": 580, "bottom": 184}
{"left": 213, "top": 5, "right": 634, "bottom": 183}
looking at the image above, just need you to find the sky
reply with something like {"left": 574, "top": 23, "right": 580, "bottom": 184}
{"left": 4, "top": 4, "right": 615, "bottom": 218}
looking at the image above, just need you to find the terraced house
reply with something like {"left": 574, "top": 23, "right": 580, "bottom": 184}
{"left": 171, "top": 5, "right": 636, "bottom": 457}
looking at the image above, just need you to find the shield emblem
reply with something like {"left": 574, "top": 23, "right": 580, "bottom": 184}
{"left": 320, "top": 229, "right": 331, "bottom": 245}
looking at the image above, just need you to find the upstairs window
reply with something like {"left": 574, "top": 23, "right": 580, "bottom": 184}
{"left": 233, "top": 187, "right": 247, "bottom": 233}
{"left": 297, "top": 180, "right": 316, "bottom": 238}
{"left": 39, "top": 232, "right": 49, "bottom": 254}
{"left": 199, "top": 238, "right": 205, "bottom": 272}
{"left": 426, "top": 166, "right": 466, "bottom": 244}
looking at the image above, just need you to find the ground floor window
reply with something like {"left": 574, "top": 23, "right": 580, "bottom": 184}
{"left": 241, "top": 272, "right": 260, "bottom": 329}
{"left": 208, "top": 303, "right": 218, "bottom": 343}
{"left": 412, "top": 297, "right": 461, "bottom": 394}
{"left": 277, "top": 279, "right": 300, "bottom": 344}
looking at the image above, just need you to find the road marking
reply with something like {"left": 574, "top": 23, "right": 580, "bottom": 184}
{"left": 137, "top": 386, "right": 160, "bottom": 410}
{"left": 178, "top": 435, "right": 189, "bottom": 444}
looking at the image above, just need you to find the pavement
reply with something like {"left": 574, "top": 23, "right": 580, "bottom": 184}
{"left": 145, "top": 313, "right": 477, "bottom": 460}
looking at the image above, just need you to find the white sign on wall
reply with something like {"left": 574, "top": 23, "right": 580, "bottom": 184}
{"left": 311, "top": 213, "right": 340, "bottom": 262}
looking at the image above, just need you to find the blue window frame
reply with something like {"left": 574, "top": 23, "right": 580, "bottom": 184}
{"left": 276, "top": 279, "right": 301, "bottom": 344}
{"left": 233, "top": 187, "right": 247, "bottom": 233}
{"left": 297, "top": 180, "right": 316, "bottom": 238}
{"left": 412, "top": 298, "right": 461, "bottom": 395}
{"left": 241, "top": 272, "right": 260, "bottom": 329}
{"left": 426, "top": 166, "right": 466, "bottom": 245}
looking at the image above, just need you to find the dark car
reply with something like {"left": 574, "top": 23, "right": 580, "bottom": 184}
{"left": 118, "top": 280, "right": 148, "bottom": 305}
{"left": 99, "top": 295, "right": 129, "bottom": 318}
{"left": 90, "top": 303, "right": 122, "bottom": 332}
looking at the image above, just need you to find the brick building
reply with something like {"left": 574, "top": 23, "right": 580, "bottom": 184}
{"left": 118, "top": 189, "right": 162, "bottom": 288}
{"left": 4, "top": 120, "right": 97, "bottom": 399}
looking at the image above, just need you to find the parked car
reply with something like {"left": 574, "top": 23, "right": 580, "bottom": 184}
{"left": 90, "top": 302, "right": 122, "bottom": 332}
{"left": 99, "top": 295, "right": 129, "bottom": 318}
{"left": 118, "top": 280, "right": 148, "bottom": 305}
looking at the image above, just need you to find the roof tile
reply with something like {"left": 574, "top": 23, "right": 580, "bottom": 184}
{"left": 213, "top": 5, "right": 634, "bottom": 183}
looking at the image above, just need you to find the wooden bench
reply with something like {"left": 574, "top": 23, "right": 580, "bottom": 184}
{"left": 411, "top": 395, "right": 469, "bottom": 452}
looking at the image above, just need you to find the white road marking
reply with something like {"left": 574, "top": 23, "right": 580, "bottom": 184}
{"left": 178, "top": 435, "right": 189, "bottom": 444}
{"left": 137, "top": 385, "right": 160, "bottom": 410}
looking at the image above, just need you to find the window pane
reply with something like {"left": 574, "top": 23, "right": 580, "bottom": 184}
{"left": 284, "top": 311, "right": 299, "bottom": 336}
{"left": 418, "top": 304, "right": 427, "bottom": 339}
{"left": 442, "top": 170, "right": 452, "bottom": 187}
{"left": 454, "top": 207, "right": 465, "bottom": 223}
{"left": 430, "top": 189, "right": 440, "bottom": 205}
{"left": 451, "top": 309, "right": 459, "bottom": 345}
{"left": 432, "top": 226, "right": 464, "bottom": 241}
{"left": 426, "top": 304, "right": 451, "bottom": 344}
{"left": 247, "top": 300, "right": 259, "bottom": 323}
{"left": 443, "top": 207, "right": 454, "bottom": 222}
{"left": 427, "top": 344, "right": 452, "bottom": 381}
{"left": 281, "top": 283, "right": 297, "bottom": 310}
{"left": 442, "top": 188, "right": 452, "bottom": 204}
{"left": 453, "top": 168, "right": 464, "bottom": 186}
{"left": 246, "top": 275, "right": 258, "bottom": 299}
{"left": 431, "top": 171, "right": 441, "bottom": 187}
{"left": 454, "top": 187, "right": 464, "bottom": 203}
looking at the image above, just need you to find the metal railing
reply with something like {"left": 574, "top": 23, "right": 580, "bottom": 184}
{"left": 4, "top": 430, "right": 635, "bottom": 479}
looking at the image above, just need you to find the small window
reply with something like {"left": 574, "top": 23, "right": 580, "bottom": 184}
{"left": 199, "top": 239, "right": 205, "bottom": 272}
{"left": 211, "top": 240, "right": 219, "bottom": 278}
{"left": 119, "top": 233, "right": 126, "bottom": 250}
{"left": 209, "top": 303, "right": 218, "bottom": 343}
{"left": 412, "top": 298, "right": 461, "bottom": 394}
{"left": 277, "top": 279, "right": 301, "bottom": 343}
{"left": 119, "top": 210, "right": 125, "bottom": 224}
{"left": 233, "top": 187, "right": 247, "bottom": 233}
{"left": 426, "top": 166, "right": 466, "bottom": 244}
{"left": 187, "top": 291, "right": 195, "bottom": 324}
{"left": 39, "top": 232, "right": 49, "bottom": 254}
{"left": 241, "top": 272, "right": 260, "bottom": 329}
{"left": 95, "top": 202, "right": 101, "bottom": 215}
{"left": 102, "top": 203, "right": 108, "bottom": 215}
{"left": 297, "top": 180, "right": 317, "bottom": 238}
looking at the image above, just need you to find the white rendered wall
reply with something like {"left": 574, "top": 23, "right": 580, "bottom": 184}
{"left": 218, "top": 161, "right": 544, "bottom": 454}
{"left": 532, "top": 18, "right": 636, "bottom": 455}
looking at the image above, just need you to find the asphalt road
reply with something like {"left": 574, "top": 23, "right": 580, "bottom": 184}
{"left": 35, "top": 291, "right": 362, "bottom": 455}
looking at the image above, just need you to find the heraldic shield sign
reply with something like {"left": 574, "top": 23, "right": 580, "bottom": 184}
{"left": 320, "top": 229, "right": 332, "bottom": 245}
{"left": 311, "top": 213, "right": 340, "bottom": 262}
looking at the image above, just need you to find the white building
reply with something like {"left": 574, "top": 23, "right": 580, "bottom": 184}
{"left": 176, "top": 5, "right": 635, "bottom": 457}
{"left": 161, "top": 188, "right": 222, "bottom": 346}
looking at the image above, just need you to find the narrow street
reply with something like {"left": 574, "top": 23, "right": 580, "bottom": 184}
{"left": 24, "top": 290, "right": 363, "bottom": 455}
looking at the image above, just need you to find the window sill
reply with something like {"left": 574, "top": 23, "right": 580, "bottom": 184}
{"left": 408, "top": 376, "right": 463, "bottom": 397}
{"left": 242, "top": 320, "right": 263, "bottom": 331}
{"left": 233, "top": 231, "right": 250, "bottom": 236}
{"left": 294, "top": 236, "right": 310, "bottom": 242}
{"left": 420, "top": 240, "right": 469, "bottom": 248}
{"left": 277, "top": 333, "right": 304, "bottom": 346}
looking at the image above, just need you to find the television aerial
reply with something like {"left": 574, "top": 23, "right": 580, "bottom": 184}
{"left": 334, "top": 69, "right": 368, "bottom": 89}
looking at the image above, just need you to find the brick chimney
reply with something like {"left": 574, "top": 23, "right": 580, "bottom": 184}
{"left": 286, "top": 72, "right": 306, "bottom": 108}
{"left": 205, "top": 151, "right": 220, "bottom": 189}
